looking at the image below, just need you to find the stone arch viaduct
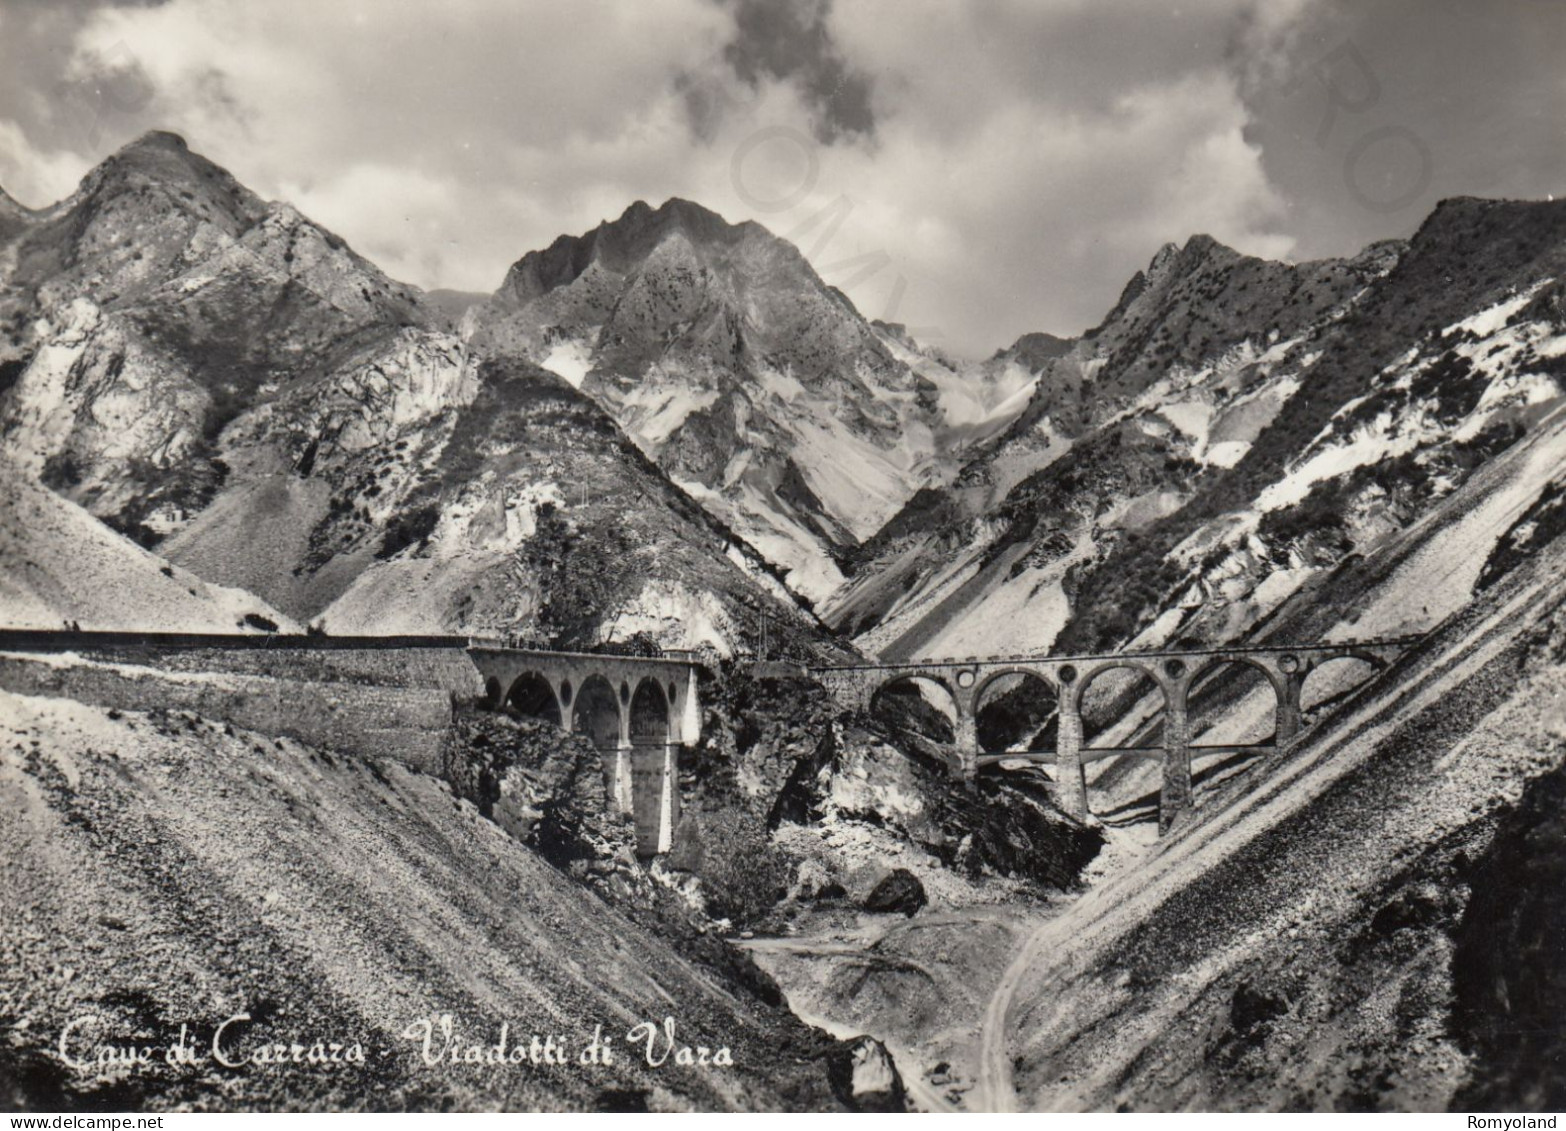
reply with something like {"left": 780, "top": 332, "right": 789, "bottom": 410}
{"left": 810, "top": 639, "right": 1417, "bottom": 832}
{"left": 468, "top": 646, "right": 702, "bottom": 857}
{"left": 0, "top": 629, "right": 708, "bottom": 859}
{"left": 0, "top": 628, "right": 1417, "bottom": 849}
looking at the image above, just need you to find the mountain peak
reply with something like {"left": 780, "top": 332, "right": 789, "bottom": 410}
{"left": 66, "top": 129, "right": 268, "bottom": 232}
{"left": 1145, "top": 233, "right": 1241, "bottom": 279}
{"left": 1148, "top": 241, "right": 1182, "bottom": 273}
{"left": 995, "top": 330, "right": 1073, "bottom": 368}
{"left": 617, "top": 196, "right": 728, "bottom": 225}
{"left": 96, "top": 130, "right": 206, "bottom": 183}
{"left": 606, "top": 196, "right": 753, "bottom": 247}
{"left": 119, "top": 129, "right": 192, "bottom": 156}
{"left": 499, "top": 195, "right": 762, "bottom": 304}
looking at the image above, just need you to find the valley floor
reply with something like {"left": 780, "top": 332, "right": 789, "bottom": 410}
{"left": 741, "top": 822, "right": 1159, "bottom": 1112}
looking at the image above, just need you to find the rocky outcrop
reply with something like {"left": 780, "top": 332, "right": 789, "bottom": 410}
{"left": 442, "top": 708, "right": 631, "bottom": 867}
{"left": 863, "top": 869, "right": 926, "bottom": 916}
{"left": 780, "top": 716, "right": 1102, "bottom": 892}
{"left": 658, "top": 668, "right": 1101, "bottom": 931}
{"left": 826, "top": 1037, "right": 907, "bottom": 1112}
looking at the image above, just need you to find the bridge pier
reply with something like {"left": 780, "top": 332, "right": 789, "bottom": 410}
{"left": 678, "top": 667, "right": 703, "bottom": 747}
{"left": 612, "top": 710, "right": 635, "bottom": 816}
{"left": 1055, "top": 699, "right": 1087, "bottom": 821}
{"left": 467, "top": 648, "right": 703, "bottom": 858}
{"left": 656, "top": 739, "right": 680, "bottom": 854}
{"left": 1160, "top": 685, "right": 1194, "bottom": 834}
{"left": 1276, "top": 670, "right": 1305, "bottom": 745}
{"left": 954, "top": 711, "right": 979, "bottom": 781}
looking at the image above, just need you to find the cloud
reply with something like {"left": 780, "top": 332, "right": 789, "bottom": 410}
{"left": 732, "top": 0, "right": 1304, "bottom": 348}
{"left": 0, "top": 120, "right": 93, "bottom": 205}
{"left": 0, "top": 0, "right": 1559, "bottom": 355}
{"left": 731, "top": 68, "right": 1295, "bottom": 352}
{"left": 1236, "top": 0, "right": 1566, "bottom": 263}
{"left": 0, "top": 0, "right": 167, "bottom": 155}
{"left": 277, "top": 163, "right": 461, "bottom": 289}
{"left": 683, "top": 0, "right": 875, "bottom": 145}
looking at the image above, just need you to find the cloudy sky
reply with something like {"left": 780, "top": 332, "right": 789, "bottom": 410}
{"left": 1, "top": 0, "right": 1562, "bottom": 355}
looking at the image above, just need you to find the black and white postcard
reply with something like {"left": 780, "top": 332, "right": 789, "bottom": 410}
{"left": 0, "top": 0, "right": 1563, "bottom": 1117}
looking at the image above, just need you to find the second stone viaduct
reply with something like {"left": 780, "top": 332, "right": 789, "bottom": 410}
{"left": 809, "top": 639, "right": 1416, "bottom": 832}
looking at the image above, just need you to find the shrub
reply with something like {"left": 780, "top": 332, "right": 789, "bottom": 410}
{"left": 669, "top": 807, "right": 791, "bottom": 925}
{"left": 376, "top": 502, "right": 440, "bottom": 559}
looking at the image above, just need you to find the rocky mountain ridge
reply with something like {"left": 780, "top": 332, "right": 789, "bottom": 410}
{"left": 5, "top": 132, "right": 1563, "bottom": 675}
{"left": 464, "top": 197, "right": 1026, "bottom": 604}
{"left": 3, "top": 130, "right": 1566, "bottom": 1115}
{"left": 0, "top": 133, "right": 841, "bottom": 659}
{"left": 827, "top": 197, "right": 1566, "bottom": 668}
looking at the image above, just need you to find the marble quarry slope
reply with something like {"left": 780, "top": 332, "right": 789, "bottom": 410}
{"left": 0, "top": 133, "right": 835, "bottom": 657}
{"left": 982, "top": 451, "right": 1566, "bottom": 1111}
{"left": 833, "top": 196, "right": 1566, "bottom": 665}
{"left": 464, "top": 198, "right": 1025, "bottom": 606}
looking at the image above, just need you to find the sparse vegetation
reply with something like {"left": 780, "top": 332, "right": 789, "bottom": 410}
{"left": 375, "top": 502, "right": 440, "bottom": 559}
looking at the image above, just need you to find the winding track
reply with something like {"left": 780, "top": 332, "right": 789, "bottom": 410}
{"left": 971, "top": 550, "right": 1553, "bottom": 1109}
{"left": 738, "top": 937, "right": 960, "bottom": 1113}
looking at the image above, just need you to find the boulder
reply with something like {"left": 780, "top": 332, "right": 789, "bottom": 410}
{"left": 863, "top": 868, "right": 926, "bottom": 916}
{"left": 826, "top": 1037, "right": 907, "bottom": 1112}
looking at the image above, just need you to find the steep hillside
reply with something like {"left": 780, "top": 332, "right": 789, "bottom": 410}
{"left": 0, "top": 132, "right": 428, "bottom": 543}
{"left": 0, "top": 459, "right": 296, "bottom": 634}
{"left": 1052, "top": 197, "right": 1566, "bottom": 658}
{"left": 1105, "top": 386, "right": 1566, "bottom": 828}
{"left": 833, "top": 198, "right": 1566, "bottom": 663}
{"left": 982, "top": 464, "right": 1566, "bottom": 1111}
{"left": 740, "top": 392, "right": 1566, "bottom": 1110}
{"left": 163, "top": 348, "right": 833, "bottom": 655}
{"left": 465, "top": 199, "right": 1013, "bottom": 605}
{"left": 0, "top": 689, "right": 849, "bottom": 1111}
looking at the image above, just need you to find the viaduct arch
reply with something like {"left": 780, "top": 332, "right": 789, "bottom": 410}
{"left": 972, "top": 669, "right": 1058, "bottom": 757}
{"left": 469, "top": 647, "right": 701, "bottom": 857}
